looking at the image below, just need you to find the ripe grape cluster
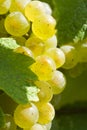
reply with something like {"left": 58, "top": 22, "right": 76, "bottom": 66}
{"left": 0, "top": 0, "right": 67, "bottom": 130}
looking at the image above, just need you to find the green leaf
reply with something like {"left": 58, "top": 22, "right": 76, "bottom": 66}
{"left": 0, "top": 107, "right": 5, "bottom": 128}
{"left": 52, "top": 0, "right": 87, "bottom": 44}
{"left": 0, "top": 38, "right": 39, "bottom": 104}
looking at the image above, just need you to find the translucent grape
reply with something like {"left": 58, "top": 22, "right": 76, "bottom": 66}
{"left": 0, "top": 0, "right": 11, "bottom": 15}
{"left": 14, "top": 46, "right": 34, "bottom": 58}
{"left": 44, "top": 35, "right": 57, "bottom": 50}
{"left": 14, "top": 103, "right": 39, "bottom": 128}
{"left": 36, "top": 102, "right": 55, "bottom": 124}
{"left": 77, "top": 41, "right": 87, "bottom": 62}
{"left": 15, "top": 0, "right": 31, "bottom": 13}
{"left": 48, "top": 70, "right": 66, "bottom": 95}
{"left": 61, "top": 45, "right": 78, "bottom": 69}
{"left": 25, "top": 0, "right": 46, "bottom": 22}
{"left": 35, "top": 80, "right": 53, "bottom": 103}
{"left": 32, "top": 14, "right": 56, "bottom": 40}
{"left": 25, "top": 35, "right": 45, "bottom": 57}
{"left": 24, "top": 123, "right": 47, "bottom": 130}
{"left": 0, "top": 114, "right": 17, "bottom": 130}
{"left": 45, "top": 48, "right": 65, "bottom": 68}
{"left": 4, "top": 12, "right": 30, "bottom": 36}
{"left": 42, "top": 2, "right": 52, "bottom": 15}
{"left": 30, "top": 55, "right": 56, "bottom": 81}
{"left": 43, "top": 122, "right": 52, "bottom": 130}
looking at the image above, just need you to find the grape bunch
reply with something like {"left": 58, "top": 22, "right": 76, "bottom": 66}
{"left": 0, "top": 0, "right": 67, "bottom": 130}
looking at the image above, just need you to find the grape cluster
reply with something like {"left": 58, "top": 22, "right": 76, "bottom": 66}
{"left": 0, "top": 0, "right": 66, "bottom": 130}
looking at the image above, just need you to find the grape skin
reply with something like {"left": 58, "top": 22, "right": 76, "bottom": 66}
{"left": 32, "top": 14, "right": 56, "bottom": 40}
{"left": 5, "top": 12, "right": 30, "bottom": 36}
{"left": 30, "top": 55, "right": 56, "bottom": 81}
{"left": 14, "top": 103, "right": 39, "bottom": 128}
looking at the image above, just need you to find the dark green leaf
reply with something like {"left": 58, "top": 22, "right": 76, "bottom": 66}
{"left": 0, "top": 38, "right": 39, "bottom": 104}
{"left": 53, "top": 0, "right": 87, "bottom": 44}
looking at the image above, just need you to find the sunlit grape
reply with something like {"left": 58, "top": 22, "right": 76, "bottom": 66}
{"left": 5, "top": 12, "right": 30, "bottom": 36}
{"left": 25, "top": 35, "right": 45, "bottom": 57}
{"left": 25, "top": 0, "right": 46, "bottom": 22}
{"left": 0, "top": 0, "right": 11, "bottom": 14}
{"left": 48, "top": 70, "right": 66, "bottom": 95}
{"left": 35, "top": 80, "right": 53, "bottom": 103}
{"left": 61, "top": 45, "right": 78, "bottom": 69}
{"left": 30, "top": 55, "right": 56, "bottom": 81}
{"left": 32, "top": 14, "right": 56, "bottom": 40}
{"left": 45, "top": 48, "right": 65, "bottom": 68}
{"left": 36, "top": 102, "right": 55, "bottom": 124}
{"left": 14, "top": 103, "right": 39, "bottom": 128}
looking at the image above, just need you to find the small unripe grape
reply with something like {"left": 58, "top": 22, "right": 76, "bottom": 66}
{"left": 14, "top": 103, "right": 39, "bottom": 128}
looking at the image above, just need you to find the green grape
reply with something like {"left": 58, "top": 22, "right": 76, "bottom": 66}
{"left": 14, "top": 46, "right": 34, "bottom": 58}
{"left": 30, "top": 55, "right": 56, "bottom": 81}
{"left": 42, "top": 2, "right": 52, "bottom": 15}
{"left": 60, "top": 45, "right": 78, "bottom": 69}
{"left": 0, "top": 0, "right": 11, "bottom": 15}
{"left": 23, "top": 123, "right": 47, "bottom": 130}
{"left": 43, "top": 122, "right": 52, "bottom": 130}
{"left": 35, "top": 102, "right": 55, "bottom": 124}
{"left": 25, "top": 35, "right": 45, "bottom": 57}
{"left": 25, "top": 0, "right": 47, "bottom": 22}
{"left": 32, "top": 14, "right": 56, "bottom": 40}
{"left": 14, "top": 103, "right": 39, "bottom": 128}
{"left": 44, "top": 35, "right": 57, "bottom": 50}
{"left": 77, "top": 41, "right": 87, "bottom": 62}
{"left": 4, "top": 12, "right": 30, "bottom": 36}
{"left": 48, "top": 70, "right": 66, "bottom": 95}
{"left": 44, "top": 48, "right": 65, "bottom": 68}
{"left": 35, "top": 80, "right": 53, "bottom": 103}
{"left": 0, "top": 114, "right": 17, "bottom": 130}
{"left": 15, "top": 0, "right": 31, "bottom": 13}
{"left": 9, "top": 0, "right": 19, "bottom": 12}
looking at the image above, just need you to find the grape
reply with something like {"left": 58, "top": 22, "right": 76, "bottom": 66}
{"left": 15, "top": 0, "right": 31, "bottom": 13}
{"left": 23, "top": 123, "right": 47, "bottom": 130}
{"left": 43, "top": 122, "right": 52, "bottom": 130}
{"left": 44, "top": 48, "right": 65, "bottom": 68}
{"left": 14, "top": 103, "right": 39, "bottom": 128}
{"left": 0, "top": 114, "right": 17, "bottom": 130}
{"left": 77, "top": 41, "right": 87, "bottom": 62}
{"left": 14, "top": 46, "right": 34, "bottom": 58}
{"left": 25, "top": 0, "right": 46, "bottom": 22}
{"left": 35, "top": 80, "right": 53, "bottom": 103}
{"left": 0, "top": 0, "right": 11, "bottom": 15}
{"left": 44, "top": 35, "right": 57, "bottom": 50}
{"left": 48, "top": 70, "right": 66, "bottom": 95}
{"left": 35, "top": 102, "right": 55, "bottom": 124}
{"left": 25, "top": 35, "right": 45, "bottom": 57}
{"left": 32, "top": 14, "right": 56, "bottom": 40}
{"left": 30, "top": 55, "right": 56, "bottom": 81}
{"left": 4, "top": 12, "right": 30, "bottom": 36}
{"left": 42, "top": 2, "right": 52, "bottom": 15}
{"left": 60, "top": 45, "right": 78, "bottom": 69}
